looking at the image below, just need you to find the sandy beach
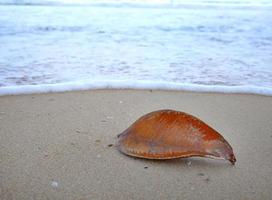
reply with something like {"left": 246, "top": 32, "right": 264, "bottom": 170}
{"left": 0, "top": 89, "right": 272, "bottom": 200}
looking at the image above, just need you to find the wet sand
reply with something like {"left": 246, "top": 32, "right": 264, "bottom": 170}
{"left": 0, "top": 90, "right": 272, "bottom": 199}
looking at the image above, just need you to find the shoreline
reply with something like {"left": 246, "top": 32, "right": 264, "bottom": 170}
{"left": 1, "top": 80, "right": 272, "bottom": 96}
{"left": 1, "top": 89, "right": 272, "bottom": 199}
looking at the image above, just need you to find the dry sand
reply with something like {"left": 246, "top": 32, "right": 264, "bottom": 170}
{"left": 0, "top": 89, "right": 272, "bottom": 200}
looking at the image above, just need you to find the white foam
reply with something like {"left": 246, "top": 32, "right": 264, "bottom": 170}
{"left": 0, "top": 80, "right": 272, "bottom": 96}
{"left": 1, "top": 5, "right": 272, "bottom": 95}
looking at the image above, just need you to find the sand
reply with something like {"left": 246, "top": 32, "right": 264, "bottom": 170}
{"left": 0, "top": 89, "right": 272, "bottom": 200}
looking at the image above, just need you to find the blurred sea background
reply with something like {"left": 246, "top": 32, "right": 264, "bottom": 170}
{"left": 0, "top": 0, "right": 271, "bottom": 95}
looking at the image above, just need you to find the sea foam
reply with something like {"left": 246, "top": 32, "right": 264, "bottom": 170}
{"left": 1, "top": 80, "right": 272, "bottom": 96}
{"left": 0, "top": 4, "right": 272, "bottom": 96}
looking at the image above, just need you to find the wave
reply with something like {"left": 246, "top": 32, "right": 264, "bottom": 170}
{"left": 1, "top": 80, "right": 272, "bottom": 96}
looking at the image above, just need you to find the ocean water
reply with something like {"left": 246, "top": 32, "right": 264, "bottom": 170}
{"left": 0, "top": 2, "right": 272, "bottom": 95}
